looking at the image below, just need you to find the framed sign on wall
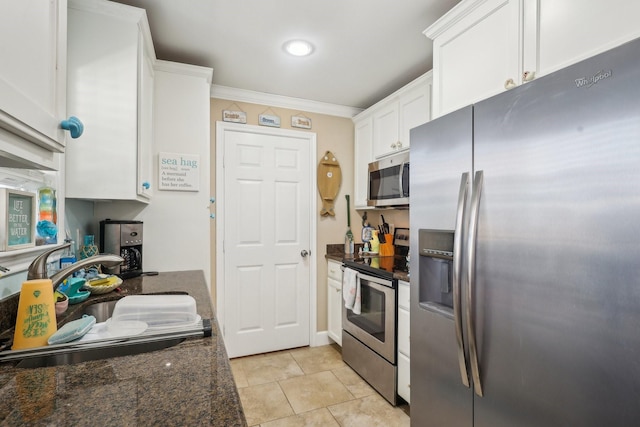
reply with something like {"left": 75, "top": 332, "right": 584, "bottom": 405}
{"left": 0, "top": 189, "right": 36, "bottom": 251}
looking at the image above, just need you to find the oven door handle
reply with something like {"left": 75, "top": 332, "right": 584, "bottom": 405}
{"left": 353, "top": 272, "right": 394, "bottom": 289}
{"left": 454, "top": 172, "right": 471, "bottom": 388}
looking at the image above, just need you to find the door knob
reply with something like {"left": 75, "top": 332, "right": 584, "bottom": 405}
{"left": 300, "top": 250, "right": 310, "bottom": 258}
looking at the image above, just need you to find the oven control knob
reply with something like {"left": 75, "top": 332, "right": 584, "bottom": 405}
{"left": 300, "top": 250, "right": 310, "bottom": 258}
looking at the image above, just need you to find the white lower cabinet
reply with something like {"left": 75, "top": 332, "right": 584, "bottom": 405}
{"left": 397, "top": 279, "right": 410, "bottom": 403}
{"left": 327, "top": 259, "right": 343, "bottom": 346}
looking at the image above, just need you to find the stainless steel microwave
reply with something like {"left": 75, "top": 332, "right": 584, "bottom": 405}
{"left": 367, "top": 151, "right": 409, "bottom": 207}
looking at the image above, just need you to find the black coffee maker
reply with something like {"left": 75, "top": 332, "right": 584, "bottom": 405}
{"left": 99, "top": 219, "right": 143, "bottom": 278}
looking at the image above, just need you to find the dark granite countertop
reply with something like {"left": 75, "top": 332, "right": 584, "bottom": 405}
{"left": 0, "top": 270, "right": 247, "bottom": 426}
{"left": 324, "top": 244, "right": 410, "bottom": 282}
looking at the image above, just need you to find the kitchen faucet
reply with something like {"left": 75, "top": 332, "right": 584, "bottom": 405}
{"left": 27, "top": 242, "right": 124, "bottom": 291}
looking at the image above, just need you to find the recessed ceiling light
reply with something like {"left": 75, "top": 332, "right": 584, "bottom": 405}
{"left": 283, "top": 40, "right": 314, "bottom": 57}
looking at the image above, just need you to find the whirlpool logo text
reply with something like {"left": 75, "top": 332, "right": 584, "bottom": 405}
{"left": 575, "top": 69, "right": 613, "bottom": 88}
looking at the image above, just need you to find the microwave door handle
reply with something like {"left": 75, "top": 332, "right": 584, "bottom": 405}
{"left": 454, "top": 172, "right": 471, "bottom": 388}
{"left": 467, "top": 170, "right": 484, "bottom": 397}
{"left": 399, "top": 162, "right": 406, "bottom": 196}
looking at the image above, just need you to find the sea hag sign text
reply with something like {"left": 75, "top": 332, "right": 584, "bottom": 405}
{"left": 159, "top": 152, "right": 200, "bottom": 192}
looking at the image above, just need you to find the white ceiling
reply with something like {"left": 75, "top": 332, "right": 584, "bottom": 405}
{"left": 111, "top": 0, "right": 460, "bottom": 110}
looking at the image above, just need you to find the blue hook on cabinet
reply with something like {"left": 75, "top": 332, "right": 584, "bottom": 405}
{"left": 142, "top": 182, "right": 150, "bottom": 190}
{"left": 60, "top": 116, "right": 84, "bottom": 138}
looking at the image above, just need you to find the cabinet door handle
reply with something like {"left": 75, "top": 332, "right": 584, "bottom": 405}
{"left": 504, "top": 78, "right": 517, "bottom": 90}
{"left": 61, "top": 116, "right": 84, "bottom": 138}
{"left": 523, "top": 71, "right": 536, "bottom": 82}
{"left": 390, "top": 143, "right": 397, "bottom": 149}
{"left": 396, "top": 141, "right": 403, "bottom": 148}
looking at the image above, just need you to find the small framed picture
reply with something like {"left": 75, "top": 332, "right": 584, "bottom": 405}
{"left": 393, "top": 227, "right": 410, "bottom": 248}
{"left": 222, "top": 110, "right": 247, "bottom": 124}
{"left": 291, "top": 115, "right": 312, "bottom": 129}
{"left": 0, "top": 189, "right": 36, "bottom": 251}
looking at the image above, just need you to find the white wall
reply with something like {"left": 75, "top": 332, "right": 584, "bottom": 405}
{"left": 94, "top": 61, "right": 213, "bottom": 287}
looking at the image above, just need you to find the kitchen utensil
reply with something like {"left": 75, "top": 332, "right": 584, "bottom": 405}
{"left": 361, "top": 223, "right": 373, "bottom": 244}
{"left": 12, "top": 279, "right": 57, "bottom": 350}
{"left": 68, "top": 290, "right": 90, "bottom": 305}
{"left": 111, "top": 295, "right": 200, "bottom": 329}
{"left": 84, "top": 275, "right": 122, "bottom": 295}
{"left": 48, "top": 315, "right": 96, "bottom": 345}
{"left": 345, "top": 195, "right": 354, "bottom": 253}
{"left": 54, "top": 291, "right": 68, "bottom": 316}
{"left": 381, "top": 214, "right": 390, "bottom": 234}
{"left": 378, "top": 226, "right": 386, "bottom": 243}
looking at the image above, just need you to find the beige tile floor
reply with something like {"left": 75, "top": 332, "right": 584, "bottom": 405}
{"left": 230, "top": 344, "right": 410, "bottom": 427}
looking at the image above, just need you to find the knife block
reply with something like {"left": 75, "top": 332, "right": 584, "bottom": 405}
{"left": 379, "top": 235, "right": 394, "bottom": 256}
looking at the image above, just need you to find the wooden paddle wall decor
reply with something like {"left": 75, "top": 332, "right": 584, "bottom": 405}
{"left": 317, "top": 151, "right": 342, "bottom": 216}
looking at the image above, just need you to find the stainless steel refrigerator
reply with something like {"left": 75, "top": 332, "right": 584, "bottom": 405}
{"left": 409, "top": 38, "right": 640, "bottom": 427}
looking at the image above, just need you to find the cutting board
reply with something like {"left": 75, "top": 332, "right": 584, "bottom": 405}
{"left": 317, "top": 151, "right": 342, "bottom": 216}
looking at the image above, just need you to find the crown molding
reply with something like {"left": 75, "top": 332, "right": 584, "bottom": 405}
{"left": 210, "top": 85, "right": 363, "bottom": 118}
{"left": 423, "top": 0, "right": 489, "bottom": 39}
{"left": 155, "top": 60, "right": 213, "bottom": 84}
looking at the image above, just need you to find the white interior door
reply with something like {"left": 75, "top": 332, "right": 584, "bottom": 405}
{"left": 219, "top": 123, "right": 315, "bottom": 358}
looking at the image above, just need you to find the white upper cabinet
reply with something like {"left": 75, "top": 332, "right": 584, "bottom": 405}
{"left": 0, "top": 0, "right": 67, "bottom": 169}
{"left": 537, "top": 0, "right": 640, "bottom": 76}
{"left": 352, "top": 72, "right": 431, "bottom": 209}
{"left": 370, "top": 72, "right": 432, "bottom": 159}
{"left": 372, "top": 101, "right": 400, "bottom": 159}
{"left": 425, "top": 0, "right": 530, "bottom": 118}
{"left": 65, "top": 0, "right": 155, "bottom": 202}
{"left": 398, "top": 78, "right": 432, "bottom": 152}
{"left": 353, "top": 117, "right": 373, "bottom": 209}
{"left": 426, "top": 0, "right": 640, "bottom": 118}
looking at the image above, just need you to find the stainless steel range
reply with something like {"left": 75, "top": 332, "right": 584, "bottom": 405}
{"left": 341, "top": 229, "right": 409, "bottom": 405}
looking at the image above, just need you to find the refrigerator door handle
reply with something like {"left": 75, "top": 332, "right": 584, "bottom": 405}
{"left": 453, "top": 172, "right": 471, "bottom": 388}
{"left": 467, "top": 170, "right": 484, "bottom": 397}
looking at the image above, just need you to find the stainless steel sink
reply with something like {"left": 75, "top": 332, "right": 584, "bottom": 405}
{"left": 83, "top": 299, "right": 118, "bottom": 322}
{"left": 15, "top": 334, "right": 188, "bottom": 368}
{"left": 1, "top": 294, "right": 211, "bottom": 369}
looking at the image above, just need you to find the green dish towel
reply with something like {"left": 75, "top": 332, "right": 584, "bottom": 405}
{"left": 48, "top": 315, "right": 96, "bottom": 345}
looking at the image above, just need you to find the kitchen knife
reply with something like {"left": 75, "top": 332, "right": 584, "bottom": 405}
{"left": 381, "top": 215, "right": 389, "bottom": 234}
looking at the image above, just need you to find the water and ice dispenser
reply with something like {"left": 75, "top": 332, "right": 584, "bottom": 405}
{"left": 418, "top": 229, "right": 455, "bottom": 310}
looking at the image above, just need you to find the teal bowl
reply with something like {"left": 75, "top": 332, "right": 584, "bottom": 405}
{"left": 68, "top": 290, "right": 90, "bottom": 305}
